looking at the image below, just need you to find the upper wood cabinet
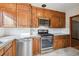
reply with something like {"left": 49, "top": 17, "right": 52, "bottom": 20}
{"left": 31, "top": 6, "right": 38, "bottom": 28}
{"left": 17, "top": 4, "right": 31, "bottom": 28}
{"left": 44, "top": 9, "right": 52, "bottom": 19}
{"left": 0, "top": 3, "right": 17, "bottom": 28}
{"left": 51, "top": 12, "right": 65, "bottom": 28}
{"left": 51, "top": 15, "right": 60, "bottom": 28}
{"left": 0, "top": 3, "right": 65, "bottom": 28}
{"left": 0, "top": 3, "right": 32, "bottom": 28}
{"left": 37, "top": 7, "right": 44, "bottom": 18}
{"left": 31, "top": 6, "right": 65, "bottom": 28}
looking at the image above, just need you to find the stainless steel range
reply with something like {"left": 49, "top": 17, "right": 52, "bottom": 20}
{"left": 38, "top": 29, "right": 53, "bottom": 50}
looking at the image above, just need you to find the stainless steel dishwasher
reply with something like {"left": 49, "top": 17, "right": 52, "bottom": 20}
{"left": 16, "top": 38, "right": 32, "bottom": 56}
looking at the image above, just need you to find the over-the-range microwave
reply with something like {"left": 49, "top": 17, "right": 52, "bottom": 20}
{"left": 38, "top": 18, "right": 50, "bottom": 27}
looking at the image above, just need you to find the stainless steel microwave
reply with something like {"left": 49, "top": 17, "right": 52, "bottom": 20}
{"left": 38, "top": 18, "right": 50, "bottom": 27}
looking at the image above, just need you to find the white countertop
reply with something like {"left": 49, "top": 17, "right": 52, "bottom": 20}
{"left": 0, "top": 36, "right": 15, "bottom": 50}
{"left": 0, "top": 33, "right": 70, "bottom": 50}
{"left": 0, "top": 33, "right": 70, "bottom": 41}
{"left": 53, "top": 33, "right": 70, "bottom": 36}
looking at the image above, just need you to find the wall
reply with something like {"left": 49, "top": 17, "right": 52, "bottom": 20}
{"left": 65, "top": 6, "right": 79, "bottom": 33}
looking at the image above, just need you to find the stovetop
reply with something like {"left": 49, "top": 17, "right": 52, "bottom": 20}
{"left": 39, "top": 33, "right": 53, "bottom": 36}
{"left": 38, "top": 29, "right": 53, "bottom": 36}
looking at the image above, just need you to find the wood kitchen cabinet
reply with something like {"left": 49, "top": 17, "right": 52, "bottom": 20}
{"left": 4, "top": 46, "right": 13, "bottom": 56}
{"left": 53, "top": 35, "right": 65, "bottom": 49}
{"left": 51, "top": 12, "right": 65, "bottom": 28}
{"left": 31, "top": 7, "right": 51, "bottom": 28}
{"left": 12, "top": 39, "right": 16, "bottom": 56}
{"left": 59, "top": 13, "right": 65, "bottom": 28}
{"left": 37, "top": 7, "right": 44, "bottom": 18}
{"left": 0, "top": 48, "right": 4, "bottom": 56}
{"left": 44, "top": 9, "right": 52, "bottom": 19}
{"left": 65, "top": 35, "right": 71, "bottom": 47}
{"left": 31, "top": 6, "right": 65, "bottom": 28}
{"left": 17, "top": 3, "right": 31, "bottom": 28}
{"left": 53, "top": 35, "right": 70, "bottom": 49}
{"left": 0, "top": 39, "right": 16, "bottom": 56}
{"left": 51, "top": 15, "right": 60, "bottom": 28}
{"left": 32, "top": 37, "right": 41, "bottom": 55}
{"left": 0, "top": 3, "right": 32, "bottom": 28}
{"left": 3, "top": 42, "right": 13, "bottom": 56}
{"left": 31, "top": 7, "right": 52, "bottom": 28}
{"left": 0, "top": 3, "right": 17, "bottom": 28}
{"left": 31, "top": 6, "right": 38, "bottom": 28}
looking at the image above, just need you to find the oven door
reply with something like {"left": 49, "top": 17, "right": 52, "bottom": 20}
{"left": 41, "top": 36, "right": 53, "bottom": 50}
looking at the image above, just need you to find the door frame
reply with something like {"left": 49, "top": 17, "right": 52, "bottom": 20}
{"left": 70, "top": 15, "right": 79, "bottom": 47}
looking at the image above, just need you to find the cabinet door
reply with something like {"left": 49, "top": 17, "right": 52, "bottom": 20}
{"left": 51, "top": 16, "right": 60, "bottom": 28}
{"left": 53, "top": 36, "right": 65, "bottom": 49}
{"left": 37, "top": 7, "right": 44, "bottom": 18}
{"left": 51, "top": 12, "right": 65, "bottom": 28}
{"left": 31, "top": 6, "right": 38, "bottom": 28}
{"left": 4, "top": 50, "right": 9, "bottom": 56}
{"left": 44, "top": 9, "right": 52, "bottom": 18}
{"left": 59, "top": 14, "right": 65, "bottom": 28}
{"left": 8, "top": 47, "right": 13, "bottom": 56}
{"left": 0, "top": 49, "right": 4, "bottom": 56}
{"left": 12, "top": 40, "right": 16, "bottom": 56}
{"left": 35, "top": 39, "right": 40, "bottom": 55}
{"left": 32, "top": 38, "right": 36, "bottom": 55}
{"left": 1, "top": 3, "right": 17, "bottom": 28}
{"left": 32, "top": 38, "right": 40, "bottom": 55}
{"left": 17, "top": 4, "right": 31, "bottom": 28}
{"left": 65, "top": 35, "right": 70, "bottom": 47}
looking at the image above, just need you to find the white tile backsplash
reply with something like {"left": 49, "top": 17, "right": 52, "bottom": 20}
{"left": 31, "top": 28, "right": 70, "bottom": 35}
{"left": 0, "top": 28, "right": 5, "bottom": 36}
{"left": 3, "top": 28, "right": 31, "bottom": 36}
{"left": 0, "top": 27, "right": 69, "bottom": 36}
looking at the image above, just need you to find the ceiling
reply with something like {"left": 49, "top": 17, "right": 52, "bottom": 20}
{"left": 31, "top": 3, "right": 79, "bottom": 12}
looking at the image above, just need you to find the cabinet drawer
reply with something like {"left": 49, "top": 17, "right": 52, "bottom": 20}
{"left": 0, "top": 48, "right": 4, "bottom": 56}
{"left": 4, "top": 42, "right": 12, "bottom": 52}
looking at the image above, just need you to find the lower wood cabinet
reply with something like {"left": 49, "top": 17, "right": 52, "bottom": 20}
{"left": 0, "top": 39, "right": 16, "bottom": 56}
{"left": 53, "top": 35, "right": 70, "bottom": 49}
{"left": 12, "top": 40, "right": 16, "bottom": 56}
{"left": 32, "top": 37, "right": 41, "bottom": 56}
{"left": 0, "top": 48, "right": 4, "bottom": 56}
{"left": 4, "top": 47, "right": 13, "bottom": 56}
